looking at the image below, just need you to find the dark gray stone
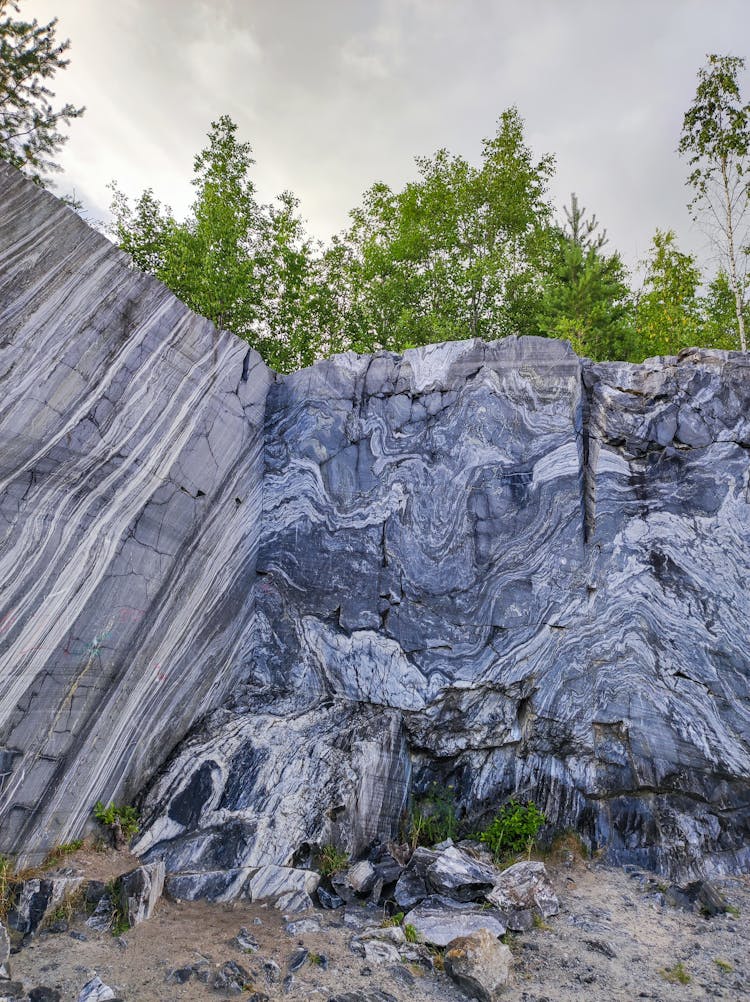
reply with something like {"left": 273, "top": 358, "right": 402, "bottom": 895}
{"left": 317, "top": 886, "right": 344, "bottom": 909}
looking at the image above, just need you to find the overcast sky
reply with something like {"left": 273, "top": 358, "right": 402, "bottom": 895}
{"left": 30, "top": 0, "right": 750, "bottom": 275}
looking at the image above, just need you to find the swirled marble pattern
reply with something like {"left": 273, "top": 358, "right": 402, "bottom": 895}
{"left": 2, "top": 167, "right": 749, "bottom": 881}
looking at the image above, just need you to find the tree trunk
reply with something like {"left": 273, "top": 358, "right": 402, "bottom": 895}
{"left": 721, "top": 159, "right": 747, "bottom": 351}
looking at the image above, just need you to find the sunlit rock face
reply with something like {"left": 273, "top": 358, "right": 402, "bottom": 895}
{"left": 0, "top": 164, "right": 271, "bottom": 864}
{"left": 1, "top": 166, "right": 749, "bottom": 883}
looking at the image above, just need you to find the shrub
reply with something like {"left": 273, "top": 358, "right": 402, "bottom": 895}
{"left": 409, "top": 783, "right": 459, "bottom": 848}
{"left": 93, "top": 801, "right": 139, "bottom": 848}
{"left": 404, "top": 922, "right": 420, "bottom": 943}
{"left": 318, "top": 844, "right": 348, "bottom": 877}
{"left": 660, "top": 962, "right": 691, "bottom": 985}
{"left": 477, "top": 799, "right": 546, "bottom": 860}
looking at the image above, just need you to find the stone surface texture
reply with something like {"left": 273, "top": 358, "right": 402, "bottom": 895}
{"left": 118, "top": 861, "right": 164, "bottom": 926}
{"left": 1, "top": 167, "right": 750, "bottom": 885}
{"left": 0, "top": 164, "right": 270, "bottom": 865}
{"left": 444, "top": 929, "right": 513, "bottom": 1002}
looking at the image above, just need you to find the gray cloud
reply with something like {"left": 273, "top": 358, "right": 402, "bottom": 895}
{"left": 30, "top": 0, "right": 750, "bottom": 275}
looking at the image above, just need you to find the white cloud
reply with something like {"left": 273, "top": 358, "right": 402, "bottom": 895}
{"left": 24, "top": 0, "right": 750, "bottom": 270}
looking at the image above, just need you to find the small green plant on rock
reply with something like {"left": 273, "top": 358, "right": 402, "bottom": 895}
{"left": 714, "top": 958, "right": 733, "bottom": 973}
{"left": 93, "top": 801, "right": 139, "bottom": 849}
{"left": 43, "top": 839, "right": 84, "bottom": 867}
{"left": 477, "top": 799, "right": 546, "bottom": 861}
{"left": 381, "top": 911, "right": 405, "bottom": 928}
{"left": 0, "top": 855, "right": 14, "bottom": 919}
{"left": 318, "top": 844, "right": 348, "bottom": 877}
{"left": 660, "top": 962, "right": 691, "bottom": 985}
{"left": 404, "top": 923, "right": 420, "bottom": 943}
{"left": 104, "top": 877, "right": 129, "bottom": 936}
{"left": 408, "top": 783, "right": 459, "bottom": 848}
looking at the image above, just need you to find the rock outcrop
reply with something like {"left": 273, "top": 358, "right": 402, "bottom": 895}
{"left": 1, "top": 164, "right": 749, "bottom": 882}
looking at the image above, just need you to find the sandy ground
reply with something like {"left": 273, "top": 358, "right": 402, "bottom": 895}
{"left": 11, "top": 852, "right": 750, "bottom": 1001}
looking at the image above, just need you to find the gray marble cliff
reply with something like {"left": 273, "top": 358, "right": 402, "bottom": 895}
{"left": 1, "top": 165, "right": 749, "bottom": 884}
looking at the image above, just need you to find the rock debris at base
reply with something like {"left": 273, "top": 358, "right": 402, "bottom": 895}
{"left": 5, "top": 848, "right": 749, "bottom": 1002}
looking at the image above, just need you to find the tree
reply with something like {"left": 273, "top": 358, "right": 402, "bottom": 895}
{"left": 701, "top": 268, "right": 749, "bottom": 349}
{"left": 0, "top": 0, "right": 84, "bottom": 186}
{"left": 536, "top": 193, "right": 633, "bottom": 360}
{"left": 679, "top": 54, "right": 750, "bottom": 350}
{"left": 110, "top": 116, "right": 326, "bottom": 372}
{"left": 335, "top": 107, "right": 555, "bottom": 352}
{"left": 633, "top": 229, "right": 703, "bottom": 359}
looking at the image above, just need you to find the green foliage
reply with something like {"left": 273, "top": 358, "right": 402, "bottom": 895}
{"left": 337, "top": 107, "right": 554, "bottom": 352}
{"left": 104, "top": 877, "right": 129, "bottom": 936}
{"left": 404, "top": 923, "right": 420, "bottom": 943}
{"left": 714, "top": 957, "right": 733, "bottom": 973}
{"left": 42, "top": 839, "right": 84, "bottom": 867}
{"left": 110, "top": 116, "right": 330, "bottom": 373}
{"left": 632, "top": 229, "right": 704, "bottom": 359}
{"left": 477, "top": 800, "right": 546, "bottom": 860}
{"left": 93, "top": 801, "right": 139, "bottom": 840}
{"left": 660, "top": 961, "right": 691, "bottom": 985}
{"left": 409, "top": 783, "right": 460, "bottom": 848}
{"left": 536, "top": 193, "right": 633, "bottom": 360}
{"left": 0, "top": 854, "right": 13, "bottom": 919}
{"left": 317, "top": 844, "right": 348, "bottom": 877}
{"left": 702, "top": 270, "right": 749, "bottom": 349}
{"left": 679, "top": 53, "right": 750, "bottom": 350}
{"left": 0, "top": 0, "right": 84, "bottom": 188}
{"left": 381, "top": 910, "right": 405, "bottom": 927}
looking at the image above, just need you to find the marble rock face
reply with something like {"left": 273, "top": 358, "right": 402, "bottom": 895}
{"left": 0, "top": 164, "right": 271, "bottom": 864}
{"left": 1, "top": 167, "right": 750, "bottom": 884}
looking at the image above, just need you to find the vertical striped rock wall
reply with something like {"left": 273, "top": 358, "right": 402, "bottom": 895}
{"left": 0, "top": 164, "right": 271, "bottom": 863}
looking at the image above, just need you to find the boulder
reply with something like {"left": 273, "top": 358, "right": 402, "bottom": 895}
{"left": 317, "top": 886, "right": 344, "bottom": 909}
{"left": 404, "top": 896, "right": 506, "bottom": 947}
{"left": 85, "top": 896, "right": 113, "bottom": 933}
{"left": 486, "top": 861, "right": 559, "bottom": 919}
{"left": 444, "top": 928, "right": 513, "bottom": 1001}
{"left": 332, "top": 860, "right": 380, "bottom": 901}
{"left": 29, "top": 990, "right": 62, "bottom": 1002}
{"left": 393, "top": 868, "right": 428, "bottom": 910}
{"left": 246, "top": 866, "right": 319, "bottom": 905}
{"left": 355, "top": 926, "right": 406, "bottom": 946}
{"left": 426, "top": 846, "right": 497, "bottom": 902}
{"left": 664, "top": 879, "right": 732, "bottom": 916}
{"left": 119, "top": 861, "right": 165, "bottom": 926}
{"left": 77, "top": 977, "right": 117, "bottom": 1002}
{"left": 7, "top": 877, "right": 83, "bottom": 935}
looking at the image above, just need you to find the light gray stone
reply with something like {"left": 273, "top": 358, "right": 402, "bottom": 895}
{"left": 119, "top": 861, "right": 164, "bottom": 925}
{"left": 426, "top": 846, "right": 497, "bottom": 902}
{"left": 404, "top": 897, "right": 506, "bottom": 947}
{"left": 486, "top": 861, "right": 559, "bottom": 919}
{"left": 2, "top": 166, "right": 750, "bottom": 888}
{"left": 77, "top": 977, "right": 116, "bottom": 1002}
{"left": 444, "top": 928, "right": 513, "bottom": 1002}
{"left": 0, "top": 923, "right": 8, "bottom": 967}
{"left": 246, "top": 866, "right": 319, "bottom": 906}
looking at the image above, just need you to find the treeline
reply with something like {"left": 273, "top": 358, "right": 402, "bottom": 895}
{"left": 110, "top": 103, "right": 746, "bottom": 373}
{"left": 1, "top": 6, "right": 747, "bottom": 373}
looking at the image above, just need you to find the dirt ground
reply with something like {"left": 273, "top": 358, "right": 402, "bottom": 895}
{"left": 11, "top": 851, "right": 750, "bottom": 1001}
